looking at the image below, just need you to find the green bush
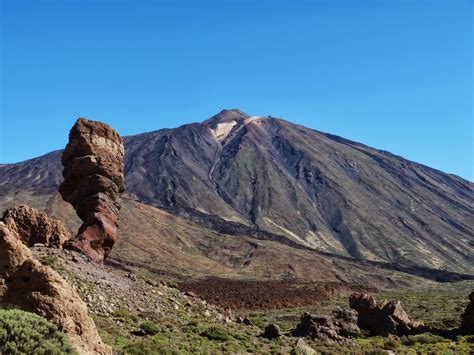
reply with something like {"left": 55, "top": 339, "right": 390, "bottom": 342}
{"left": 402, "top": 332, "right": 447, "bottom": 346}
{"left": 201, "top": 326, "right": 233, "bottom": 341}
{"left": 384, "top": 335, "right": 401, "bottom": 350}
{"left": 167, "top": 280, "right": 178, "bottom": 289}
{"left": 113, "top": 308, "right": 130, "bottom": 318}
{"left": 139, "top": 321, "right": 159, "bottom": 335}
{"left": 0, "top": 309, "right": 76, "bottom": 354}
{"left": 39, "top": 255, "right": 58, "bottom": 266}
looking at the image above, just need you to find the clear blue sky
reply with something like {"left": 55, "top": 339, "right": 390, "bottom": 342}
{"left": 1, "top": 0, "right": 472, "bottom": 180}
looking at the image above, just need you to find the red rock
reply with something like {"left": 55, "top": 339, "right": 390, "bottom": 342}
{"left": 60, "top": 118, "right": 125, "bottom": 263}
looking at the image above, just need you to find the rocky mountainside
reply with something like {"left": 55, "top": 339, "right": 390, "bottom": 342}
{"left": 0, "top": 109, "right": 473, "bottom": 275}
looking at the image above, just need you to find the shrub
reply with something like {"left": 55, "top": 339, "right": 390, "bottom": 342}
{"left": 39, "top": 255, "right": 58, "bottom": 266}
{"left": 113, "top": 308, "right": 131, "bottom": 321}
{"left": 402, "top": 333, "right": 447, "bottom": 346}
{"left": 0, "top": 309, "right": 76, "bottom": 354}
{"left": 201, "top": 326, "right": 233, "bottom": 341}
{"left": 384, "top": 335, "right": 401, "bottom": 350}
{"left": 167, "top": 280, "right": 178, "bottom": 289}
{"left": 139, "top": 321, "right": 159, "bottom": 335}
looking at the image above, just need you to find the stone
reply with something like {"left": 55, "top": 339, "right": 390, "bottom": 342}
{"left": 59, "top": 118, "right": 125, "bottom": 263}
{"left": 0, "top": 222, "right": 111, "bottom": 354}
{"left": 1, "top": 205, "right": 70, "bottom": 247}
{"left": 460, "top": 292, "right": 474, "bottom": 335}
{"left": 243, "top": 317, "right": 254, "bottom": 326}
{"left": 292, "top": 308, "right": 360, "bottom": 343}
{"left": 291, "top": 338, "right": 318, "bottom": 355}
{"left": 349, "top": 293, "right": 420, "bottom": 336}
{"left": 263, "top": 323, "right": 281, "bottom": 339}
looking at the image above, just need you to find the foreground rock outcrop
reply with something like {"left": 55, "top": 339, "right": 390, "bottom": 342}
{"left": 292, "top": 308, "right": 360, "bottom": 343}
{"left": 349, "top": 293, "right": 421, "bottom": 336}
{"left": 460, "top": 292, "right": 474, "bottom": 335}
{"left": 1, "top": 205, "right": 70, "bottom": 247}
{"left": 60, "top": 118, "right": 125, "bottom": 263}
{"left": 0, "top": 221, "right": 111, "bottom": 354}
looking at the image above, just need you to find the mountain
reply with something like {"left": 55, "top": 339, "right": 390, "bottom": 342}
{"left": 1, "top": 109, "right": 473, "bottom": 276}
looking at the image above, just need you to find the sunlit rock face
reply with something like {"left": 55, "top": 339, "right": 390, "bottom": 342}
{"left": 60, "top": 118, "right": 125, "bottom": 263}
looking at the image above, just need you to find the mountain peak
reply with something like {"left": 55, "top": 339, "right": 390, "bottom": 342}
{"left": 204, "top": 109, "right": 249, "bottom": 126}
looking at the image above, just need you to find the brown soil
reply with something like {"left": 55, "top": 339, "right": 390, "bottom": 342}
{"left": 178, "top": 278, "right": 367, "bottom": 310}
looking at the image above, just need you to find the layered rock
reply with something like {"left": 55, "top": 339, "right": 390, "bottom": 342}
{"left": 0, "top": 221, "right": 111, "bottom": 354}
{"left": 460, "top": 292, "right": 474, "bottom": 335}
{"left": 292, "top": 308, "right": 360, "bottom": 343}
{"left": 59, "top": 118, "right": 125, "bottom": 263}
{"left": 349, "top": 293, "right": 421, "bottom": 336}
{"left": 1, "top": 205, "right": 70, "bottom": 247}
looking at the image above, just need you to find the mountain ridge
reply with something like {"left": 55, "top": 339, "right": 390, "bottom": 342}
{"left": 0, "top": 109, "right": 472, "bottom": 275}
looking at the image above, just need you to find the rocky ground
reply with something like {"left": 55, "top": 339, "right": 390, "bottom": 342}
{"left": 30, "top": 246, "right": 474, "bottom": 354}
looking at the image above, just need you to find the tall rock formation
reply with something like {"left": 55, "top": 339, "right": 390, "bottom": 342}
{"left": 59, "top": 118, "right": 125, "bottom": 263}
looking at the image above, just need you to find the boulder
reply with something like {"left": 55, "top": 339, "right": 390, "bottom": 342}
{"left": 2, "top": 205, "right": 70, "bottom": 247}
{"left": 0, "top": 222, "right": 111, "bottom": 354}
{"left": 292, "top": 308, "right": 360, "bottom": 343}
{"left": 460, "top": 292, "right": 474, "bottom": 334}
{"left": 349, "top": 293, "right": 421, "bottom": 336}
{"left": 291, "top": 338, "right": 318, "bottom": 355}
{"left": 59, "top": 118, "right": 125, "bottom": 263}
{"left": 263, "top": 323, "right": 282, "bottom": 339}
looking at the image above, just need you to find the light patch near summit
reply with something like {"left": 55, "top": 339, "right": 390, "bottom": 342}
{"left": 210, "top": 121, "right": 237, "bottom": 141}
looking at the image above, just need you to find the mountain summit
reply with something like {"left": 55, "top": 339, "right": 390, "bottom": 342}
{"left": 0, "top": 110, "right": 472, "bottom": 275}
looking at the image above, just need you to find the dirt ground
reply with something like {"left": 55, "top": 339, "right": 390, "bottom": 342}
{"left": 178, "top": 278, "right": 370, "bottom": 310}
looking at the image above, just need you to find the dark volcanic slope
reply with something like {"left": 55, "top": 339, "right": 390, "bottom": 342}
{"left": 1, "top": 109, "right": 473, "bottom": 274}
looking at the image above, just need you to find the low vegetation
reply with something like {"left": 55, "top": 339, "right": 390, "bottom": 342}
{"left": 39, "top": 254, "right": 58, "bottom": 266}
{"left": 0, "top": 309, "right": 76, "bottom": 354}
{"left": 102, "top": 279, "right": 474, "bottom": 354}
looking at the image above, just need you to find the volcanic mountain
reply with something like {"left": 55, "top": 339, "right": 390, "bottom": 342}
{"left": 0, "top": 109, "right": 473, "bottom": 278}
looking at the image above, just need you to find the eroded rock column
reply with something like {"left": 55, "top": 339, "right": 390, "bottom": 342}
{"left": 60, "top": 118, "right": 125, "bottom": 263}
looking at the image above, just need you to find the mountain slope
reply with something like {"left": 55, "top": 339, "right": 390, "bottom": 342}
{"left": 0, "top": 109, "right": 472, "bottom": 274}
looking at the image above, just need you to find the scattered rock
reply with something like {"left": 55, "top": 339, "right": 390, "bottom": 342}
{"left": 460, "top": 291, "right": 474, "bottom": 334}
{"left": 236, "top": 316, "right": 254, "bottom": 326}
{"left": 0, "top": 222, "right": 111, "bottom": 354}
{"left": 291, "top": 338, "right": 318, "bottom": 355}
{"left": 224, "top": 306, "right": 232, "bottom": 319}
{"left": 292, "top": 308, "right": 360, "bottom": 343}
{"left": 60, "top": 118, "right": 125, "bottom": 263}
{"left": 145, "top": 279, "right": 158, "bottom": 287}
{"left": 349, "top": 293, "right": 421, "bottom": 336}
{"left": 130, "top": 329, "right": 147, "bottom": 337}
{"left": 263, "top": 323, "right": 281, "bottom": 339}
{"left": 185, "top": 291, "right": 198, "bottom": 298}
{"left": 1, "top": 205, "right": 70, "bottom": 247}
{"left": 243, "top": 317, "right": 254, "bottom": 326}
